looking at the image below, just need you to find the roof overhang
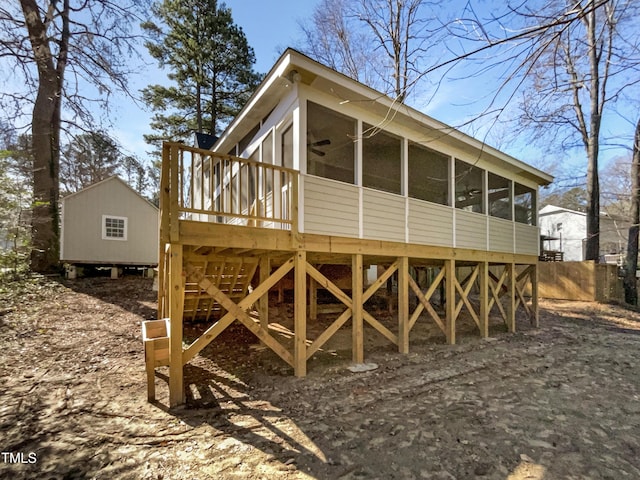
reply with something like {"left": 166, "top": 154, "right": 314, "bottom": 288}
{"left": 214, "top": 48, "right": 554, "bottom": 187}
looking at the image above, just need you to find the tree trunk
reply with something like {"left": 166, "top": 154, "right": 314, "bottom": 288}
{"left": 30, "top": 75, "right": 61, "bottom": 273}
{"left": 585, "top": 140, "right": 600, "bottom": 261}
{"left": 21, "top": 0, "right": 68, "bottom": 272}
{"left": 584, "top": 2, "right": 601, "bottom": 262}
{"left": 624, "top": 118, "right": 640, "bottom": 305}
{"left": 196, "top": 83, "right": 203, "bottom": 133}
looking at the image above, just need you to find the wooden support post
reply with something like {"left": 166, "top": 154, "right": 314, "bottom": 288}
{"left": 508, "top": 262, "right": 516, "bottom": 333}
{"left": 291, "top": 173, "right": 300, "bottom": 246}
{"left": 259, "top": 256, "right": 270, "bottom": 331}
{"left": 169, "top": 244, "right": 184, "bottom": 407}
{"left": 398, "top": 257, "right": 410, "bottom": 354}
{"left": 294, "top": 250, "right": 307, "bottom": 377}
{"left": 531, "top": 263, "right": 539, "bottom": 328}
{"left": 169, "top": 144, "right": 180, "bottom": 244}
{"left": 445, "top": 259, "right": 456, "bottom": 345}
{"left": 479, "top": 261, "right": 489, "bottom": 338}
{"left": 158, "top": 144, "right": 170, "bottom": 319}
{"left": 309, "top": 277, "right": 318, "bottom": 320}
{"left": 352, "top": 254, "right": 364, "bottom": 363}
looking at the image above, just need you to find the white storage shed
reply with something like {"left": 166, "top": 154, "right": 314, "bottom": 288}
{"left": 60, "top": 176, "right": 158, "bottom": 267}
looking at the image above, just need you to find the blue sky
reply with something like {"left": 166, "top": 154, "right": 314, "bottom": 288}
{"left": 113, "top": 0, "right": 315, "bottom": 160}
{"left": 110, "top": 0, "right": 634, "bottom": 182}
{"left": 115, "top": 0, "right": 508, "bottom": 164}
{"left": 226, "top": 0, "right": 314, "bottom": 72}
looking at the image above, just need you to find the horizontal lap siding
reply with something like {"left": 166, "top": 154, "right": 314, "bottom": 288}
{"left": 363, "top": 189, "right": 406, "bottom": 242}
{"left": 302, "top": 175, "right": 535, "bottom": 254}
{"left": 515, "top": 223, "right": 539, "bottom": 256}
{"left": 304, "top": 176, "right": 359, "bottom": 237}
{"left": 488, "top": 217, "right": 514, "bottom": 253}
{"left": 408, "top": 199, "right": 453, "bottom": 246}
{"left": 455, "top": 210, "right": 487, "bottom": 250}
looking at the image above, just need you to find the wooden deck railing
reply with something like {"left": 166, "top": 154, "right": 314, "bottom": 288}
{"left": 160, "top": 142, "right": 299, "bottom": 244}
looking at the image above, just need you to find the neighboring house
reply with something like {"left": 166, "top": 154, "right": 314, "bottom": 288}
{"left": 60, "top": 176, "right": 159, "bottom": 267}
{"left": 539, "top": 204, "right": 629, "bottom": 263}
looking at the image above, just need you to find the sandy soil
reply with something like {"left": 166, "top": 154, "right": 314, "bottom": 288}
{"left": 1, "top": 275, "right": 640, "bottom": 479}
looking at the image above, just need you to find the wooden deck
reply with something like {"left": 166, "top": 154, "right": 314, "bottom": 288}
{"left": 154, "top": 143, "right": 539, "bottom": 406}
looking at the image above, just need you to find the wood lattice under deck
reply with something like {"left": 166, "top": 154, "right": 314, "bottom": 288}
{"left": 152, "top": 143, "right": 540, "bottom": 407}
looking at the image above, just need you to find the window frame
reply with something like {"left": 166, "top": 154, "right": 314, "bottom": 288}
{"left": 102, "top": 215, "right": 128, "bottom": 241}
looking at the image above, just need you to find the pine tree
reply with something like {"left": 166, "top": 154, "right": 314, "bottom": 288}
{"left": 142, "top": 0, "right": 261, "bottom": 151}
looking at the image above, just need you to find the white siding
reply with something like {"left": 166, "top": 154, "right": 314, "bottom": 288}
{"left": 363, "top": 189, "right": 405, "bottom": 242}
{"left": 515, "top": 223, "right": 539, "bottom": 256}
{"left": 455, "top": 210, "right": 487, "bottom": 250}
{"left": 539, "top": 208, "right": 585, "bottom": 261}
{"left": 488, "top": 216, "right": 514, "bottom": 253}
{"left": 408, "top": 198, "right": 453, "bottom": 246}
{"left": 303, "top": 175, "right": 359, "bottom": 237}
{"left": 61, "top": 177, "right": 159, "bottom": 265}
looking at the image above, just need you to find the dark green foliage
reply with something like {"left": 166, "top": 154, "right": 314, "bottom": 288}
{"left": 0, "top": 135, "right": 33, "bottom": 277}
{"left": 142, "top": 0, "right": 262, "bottom": 152}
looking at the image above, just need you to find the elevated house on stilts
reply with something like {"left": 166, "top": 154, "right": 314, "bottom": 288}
{"left": 152, "top": 49, "right": 553, "bottom": 406}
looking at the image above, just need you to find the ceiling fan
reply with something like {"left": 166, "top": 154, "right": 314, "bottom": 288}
{"left": 307, "top": 138, "right": 331, "bottom": 157}
{"left": 456, "top": 185, "right": 482, "bottom": 199}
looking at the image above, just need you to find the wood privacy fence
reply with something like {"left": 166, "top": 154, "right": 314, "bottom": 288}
{"left": 537, "top": 261, "right": 623, "bottom": 302}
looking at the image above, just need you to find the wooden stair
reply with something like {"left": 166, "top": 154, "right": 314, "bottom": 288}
{"left": 183, "top": 255, "right": 259, "bottom": 321}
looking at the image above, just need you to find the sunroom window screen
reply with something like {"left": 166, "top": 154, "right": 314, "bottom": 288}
{"left": 307, "top": 101, "right": 355, "bottom": 184}
{"left": 408, "top": 142, "right": 449, "bottom": 205}
{"left": 514, "top": 183, "right": 536, "bottom": 225}
{"left": 455, "top": 159, "right": 485, "bottom": 213}
{"left": 362, "top": 124, "right": 402, "bottom": 194}
{"left": 488, "top": 172, "right": 511, "bottom": 220}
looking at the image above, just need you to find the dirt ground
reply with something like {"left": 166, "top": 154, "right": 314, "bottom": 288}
{"left": 1, "top": 275, "right": 640, "bottom": 480}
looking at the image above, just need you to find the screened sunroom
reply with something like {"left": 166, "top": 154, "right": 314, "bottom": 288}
{"left": 155, "top": 48, "right": 553, "bottom": 406}
{"left": 201, "top": 50, "right": 547, "bottom": 256}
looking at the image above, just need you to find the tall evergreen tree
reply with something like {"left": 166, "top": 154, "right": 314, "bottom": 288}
{"left": 141, "top": 0, "right": 261, "bottom": 150}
